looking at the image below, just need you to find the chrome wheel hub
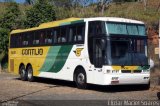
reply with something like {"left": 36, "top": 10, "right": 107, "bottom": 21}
{"left": 28, "top": 70, "right": 32, "bottom": 79}
{"left": 77, "top": 73, "right": 85, "bottom": 84}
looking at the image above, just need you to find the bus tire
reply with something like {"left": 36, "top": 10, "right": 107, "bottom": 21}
{"left": 27, "top": 65, "right": 34, "bottom": 82}
{"left": 75, "top": 68, "right": 87, "bottom": 89}
{"left": 19, "top": 65, "right": 27, "bottom": 81}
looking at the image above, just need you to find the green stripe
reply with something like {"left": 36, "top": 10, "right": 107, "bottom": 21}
{"left": 60, "top": 22, "right": 71, "bottom": 26}
{"left": 137, "top": 65, "right": 150, "bottom": 70}
{"left": 40, "top": 46, "right": 61, "bottom": 72}
{"left": 59, "top": 20, "right": 84, "bottom": 26}
{"left": 71, "top": 20, "right": 84, "bottom": 24}
{"left": 40, "top": 45, "right": 73, "bottom": 73}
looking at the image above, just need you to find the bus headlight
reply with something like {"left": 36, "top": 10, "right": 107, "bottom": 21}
{"left": 143, "top": 69, "right": 150, "bottom": 73}
{"left": 112, "top": 70, "right": 119, "bottom": 73}
{"left": 104, "top": 70, "right": 111, "bottom": 74}
{"left": 104, "top": 70, "right": 119, "bottom": 74}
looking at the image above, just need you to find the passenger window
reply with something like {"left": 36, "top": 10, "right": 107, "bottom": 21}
{"left": 40, "top": 31, "right": 45, "bottom": 45}
{"left": 68, "top": 23, "right": 85, "bottom": 43}
{"left": 10, "top": 35, "right": 16, "bottom": 48}
{"left": 89, "top": 21, "right": 105, "bottom": 37}
{"left": 56, "top": 28, "right": 61, "bottom": 43}
{"left": 76, "top": 25, "right": 84, "bottom": 42}
{"left": 57, "top": 27, "right": 67, "bottom": 43}
{"left": 22, "top": 33, "right": 29, "bottom": 46}
{"left": 33, "top": 32, "right": 40, "bottom": 45}
{"left": 53, "top": 29, "right": 58, "bottom": 44}
{"left": 16, "top": 35, "right": 22, "bottom": 47}
{"left": 61, "top": 27, "right": 67, "bottom": 43}
{"left": 45, "top": 30, "right": 53, "bottom": 44}
{"left": 69, "top": 26, "right": 76, "bottom": 43}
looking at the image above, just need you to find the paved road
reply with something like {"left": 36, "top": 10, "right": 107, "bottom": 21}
{"left": 0, "top": 72, "right": 159, "bottom": 105}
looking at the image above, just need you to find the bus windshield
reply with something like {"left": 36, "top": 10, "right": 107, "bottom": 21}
{"left": 104, "top": 22, "right": 148, "bottom": 65}
{"left": 108, "top": 38, "right": 148, "bottom": 65}
{"left": 88, "top": 21, "right": 148, "bottom": 66}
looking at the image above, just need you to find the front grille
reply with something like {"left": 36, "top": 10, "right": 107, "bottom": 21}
{"left": 121, "top": 70, "right": 131, "bottom": 73}
{"left": 133, "top": 70, "right": 142, "bottom": 73}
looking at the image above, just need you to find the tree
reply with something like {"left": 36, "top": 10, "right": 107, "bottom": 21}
{"left": 143, "top": 0, "right": 147, "bottom": 11}
{"left": 113, "top": 0, "right": 138, "bottom": 2}
{"left": 0, "top": 2, "right": 22, "bottom": 30}
{"left": 97, "top": 0, "right": 112, "bottom": 15}
{"left": 0, "top": 28, "right": 9, "bottom": 55}
{"left": 0, "top": 2, "right": 21, "bottom": 70}
{"left": 25, "top": 0, "right": 56, "bottom": 28}
{"left": 0, "top": 28, "right": 9, "bottom": 70}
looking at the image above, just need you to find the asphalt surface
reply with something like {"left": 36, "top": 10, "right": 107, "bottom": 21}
{"left": 0, "top": 72, "right": 159, "bottom": 106}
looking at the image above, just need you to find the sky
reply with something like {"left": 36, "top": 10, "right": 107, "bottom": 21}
{"left": 16, "top": 0, "right": 25, "bottom": 3}
{"left": 0, "top": 0, "right": 25, "bottom": 3}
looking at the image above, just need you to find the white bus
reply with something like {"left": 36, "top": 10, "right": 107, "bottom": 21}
{"left": 9, "top": 17, "right": 150, "bottom": 89}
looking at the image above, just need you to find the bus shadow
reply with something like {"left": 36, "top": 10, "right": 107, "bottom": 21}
{"left": 87, "top": 84, "right": 148, "bottom": 93}
{"left": 15, "top": 77, "right": 148, "bottom": 93}
{"left": 15, "top": 77, "right": 76, "bottom": 88}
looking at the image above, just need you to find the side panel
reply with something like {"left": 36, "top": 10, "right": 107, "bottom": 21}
{"left": 38, "top": 44, "right": 88, "bottom": 81}
{"left": 9, "top": 47, "right": 50, "bottom": 75}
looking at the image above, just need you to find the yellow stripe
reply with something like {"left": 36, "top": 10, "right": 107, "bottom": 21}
{"left": 11, "top": 18, "right": 82, "bottom": 34}
{"left": 112, "top": 66, "right": 139, "bottom": 70}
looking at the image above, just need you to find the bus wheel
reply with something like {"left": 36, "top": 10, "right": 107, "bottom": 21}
{"left": 27, "top": 65, "right": 34, "bottom": 82}
{"left": 75, "top": 68, "right": 87, "bottom": 89}
{"left": 20, "top": 65, "right": 27, "bottom": 81}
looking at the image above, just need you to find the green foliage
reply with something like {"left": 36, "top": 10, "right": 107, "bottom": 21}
{"left": 25, "top": 0, "right": 56, "bottom": 28}
{"left": 0, "top": 2, "right": 22, "bottom": 54}
{"left": 0, "top": 2, "right": 22, "bottom": 30}
{"left": 0, "top": 28, "right": 9, "bottom": 55}
{"left": 0, "top": 2, "right": 21, "bottom": 69}
{"left": 113, "top": 0, "right": 138, "bottom": 2}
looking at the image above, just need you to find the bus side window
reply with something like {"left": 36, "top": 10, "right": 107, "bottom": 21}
{"left": 53, "top": 29, "right": 57, "bottom": 44}
{"left": 56, "top": 28, "right": 61, "bottom": 44}
{"left": 30, "top": 32, "right": 34, "bottom": 46}
{"left": 40, "top": 31, "right": 45, "bottom": 45}
{"left": 89, "top": 21, "right": 105, "bottom": 36}
{"left": 60, "top": 26, "right": 67, "bottom": 43}
{"left": 10, "top": 35, "right": 15, "bottom": 48}
{"left": 76, "top": 24, "right": 85, "bottom": 42}
{"left": 33, "top": 31, "right": 40, "bottom": 45}
{"left": 22, "top": 33, "right": 29, "bottom": 46}
{"left": 45, "top": 30, "right": 53, "bottom": 45}
{"left": 69, "top": 26, "right": 76, "bottom": 43}
{"left": 88, "top": 21, "right": 95, "bottom": 37}
{"left": 17, "top": 35, "right": 22, "bottom": 48}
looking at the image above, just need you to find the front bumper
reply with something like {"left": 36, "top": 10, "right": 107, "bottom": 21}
{"left": 102, "top": 73, "right": 150, "bottom": 85}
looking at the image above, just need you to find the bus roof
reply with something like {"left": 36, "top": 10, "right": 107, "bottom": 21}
{"left": 11, "top": 17, "right": 144, "bottom": 34}
{"left": 84, "top": 17, "right": 144, "bottom": 24}
{"left": 11, "top": 17, "right": 82, "bottom": 34}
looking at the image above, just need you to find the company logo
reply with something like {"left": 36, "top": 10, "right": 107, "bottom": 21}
{"left": 22, "top": 48, "right": 43, "bottom": 55}
{"left": 74, "top": 48, "right": 83, "bottom": 57}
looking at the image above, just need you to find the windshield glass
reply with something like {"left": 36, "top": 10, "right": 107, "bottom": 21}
{"left": 87, "top": 21, "right": 148, "bottom": 67}
{"left": 108, "top": 38, "right": 148, "bottom": 65}
{"left": 106, "top": 22, "right": 145, "bottom": 36}
{"left": 110, "top": 39, "right": 131, "bottom": 65}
